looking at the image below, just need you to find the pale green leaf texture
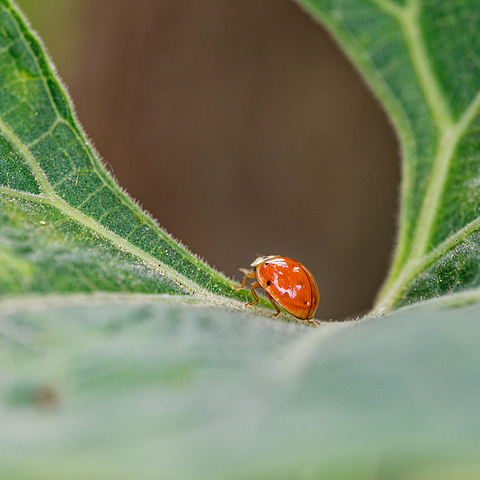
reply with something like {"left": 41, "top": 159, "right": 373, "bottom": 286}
{"left": 0, "top": 0, "right": 245, "bottom": 304}
{"left": 0, "top": 295, "right": 480, "bottom": 479}
{"left": 297, "top": 0, "right": 480, "bottom": 312}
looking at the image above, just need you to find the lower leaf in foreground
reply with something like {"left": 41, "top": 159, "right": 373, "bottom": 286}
{"left": 0, "top": 294, "right": 479, "bottom": 479}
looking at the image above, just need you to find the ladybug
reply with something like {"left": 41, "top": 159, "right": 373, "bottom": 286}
{"left": 232, "top": 255, "right": 320, "bottom": 325}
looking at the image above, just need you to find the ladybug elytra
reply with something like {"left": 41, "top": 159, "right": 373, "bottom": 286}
{"left": 232, "top": 255, "right": 320, "bottom": 325}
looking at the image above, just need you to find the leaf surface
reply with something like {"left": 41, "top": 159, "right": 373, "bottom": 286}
{"left": 0, "top": 293, "right": 479, "bottom": 479}
{"left": 296, "top": 0, "right": 480, "bottom": 311}
{"left": 0, "top": 0, "right": 246, "bottom": 305}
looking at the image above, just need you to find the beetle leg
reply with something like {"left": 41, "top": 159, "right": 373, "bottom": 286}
{"left": 239, "top": 267, "right": 253, "bottom": 276}
{"left": 230, "top": 270, "right": 255, "bottom": 290}
{"left": 246, "top": 281, "right": 261, "bottom": 306}
{"left": 265, "top": 291, "right": 282, "bottom": 318}
{"left": 305, "top": 319, "right": 321, "bottom": 326}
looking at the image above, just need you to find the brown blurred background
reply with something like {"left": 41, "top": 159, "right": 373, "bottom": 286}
{"left": 19, "top": 0, "right": 399, "bottom": 320}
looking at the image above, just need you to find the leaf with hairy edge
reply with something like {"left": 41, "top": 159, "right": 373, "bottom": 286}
{"left": 296, "top": 0, "right": 480, "bottom": 312}
{"left": 0, "top": 0, "right": 254, "bottom": 308}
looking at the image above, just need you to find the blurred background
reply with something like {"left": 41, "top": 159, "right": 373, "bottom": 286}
{"left": 18, "top": 0, "right": 399, "bottom": 320}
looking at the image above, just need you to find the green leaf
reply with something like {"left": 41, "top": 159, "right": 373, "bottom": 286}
{"left": 296, "top": 0, "right": 480, "bottom": 312}
{"left": 0, "top": 2, "right": 479, "bottom": 478}
{"left": 0, "top": 0, "right": 251, "bottom": 307}
{"left": 1, "top": 293, "right": 480, "bottom": 479}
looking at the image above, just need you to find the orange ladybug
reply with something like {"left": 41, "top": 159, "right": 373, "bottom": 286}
{"left": 232, "top": 255, "right": 320, "bottom": 325}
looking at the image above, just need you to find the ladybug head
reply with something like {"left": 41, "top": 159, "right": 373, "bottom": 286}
{"left": 250, "top": 255, "right": 280, "bottom": 268}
